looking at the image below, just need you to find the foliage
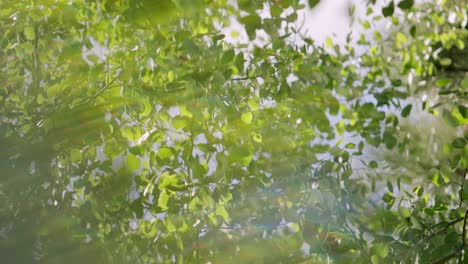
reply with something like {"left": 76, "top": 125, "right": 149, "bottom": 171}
{"left": 0, "top": 0, "right": 467, "bottom": 263}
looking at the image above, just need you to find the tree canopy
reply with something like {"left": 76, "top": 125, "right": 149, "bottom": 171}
{"left": 0, "top": 0, "right": 467, "bottom": 263}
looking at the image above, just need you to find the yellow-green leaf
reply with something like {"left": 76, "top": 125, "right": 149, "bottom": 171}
{"left": 215, "top": 205, "right": 230, "bottom": 222}
{"left": 252, "top": 133, "right": 262, "bottom": 143}
{"left": 158, "top": 147, "right": 173, "bottom": 160}
{"left": 70, "top": 149, "right": 81, "bottom": 162}
{"left": 24, "top": 26, "right": 35, "bottom": 40}
{"left": 241, "top": 112, "right": 253, "bottom": 124}
{"left": 158, "top": 190, "right": 169, "bottom": 210}
{"left": 126, "top": 153, "right": 140, "bottom": 171}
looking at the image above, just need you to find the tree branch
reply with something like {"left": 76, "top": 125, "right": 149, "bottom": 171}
{"left": 231, "top": 69, "right": 278, "bottom": 81}
{"left": 75, "top": 74, "right": 120, "bottom": 108}
{"left": 460, "top": 168, "right": 467, "bottom": 207}
{"left": 344, "top": 219, "right": 372, "bottom": 260}
{"left": 430, "top": 209, "right": 468, "bottom": 264}
{"left": 426, "top": 217, "right": 464, "bottom": 233}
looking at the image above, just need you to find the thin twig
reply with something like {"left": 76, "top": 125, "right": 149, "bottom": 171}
{"left": 131, "top": 228, "right": 160, "bottom": 263}
{"left": 463, "top": 209, "right": 468, "bottom": 247}
{"left": 426, "top": 217, "right": 464, "bottom": 232}
{"left": 404, "top": 217, "right": 465, "bottom": 262}
{"left": 75, "top": 74, "right": 120, "bottom": 108}
{"left": 344, "top": 219, "right": 372, "bottom": 260}
{"left": 460, "top": 208, "right": 468, "bottom": 263}
{"left": 231, "top": 70, "right": 278, "bottom": 81}
{"left": 430, "top": 209, "right": 468, "bottom": 264}
{"left": 430, "top": 245, "right": 465, "bottom": 264}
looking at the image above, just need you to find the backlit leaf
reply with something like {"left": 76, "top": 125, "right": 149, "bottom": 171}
{"left": 126, "top": 153, "right": 140, "bottom": 171}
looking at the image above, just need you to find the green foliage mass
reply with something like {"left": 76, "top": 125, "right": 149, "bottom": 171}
{"left": 0, "top": 0, "right": 467, "bottom": 263}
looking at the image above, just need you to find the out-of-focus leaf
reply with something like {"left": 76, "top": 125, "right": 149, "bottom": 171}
{"left": 241, "top": 112, "right": 253, "bottom": 124}
{"left": 158, "top": 190, "right": 170, "bottom": 210}
{"left": 382, "top": 1, "right": 395, "bottom": 17}
{"left": 397, "top": 0, "right": 414, "bottom": 10}
{"left": 308, "top": 0, "right": 320, "bottom": 8}
{"left": 126, "top": 153, "right": 140, "bottom": 171}
{"left": 401, "top": 104, "right": 412, "bottom": 117}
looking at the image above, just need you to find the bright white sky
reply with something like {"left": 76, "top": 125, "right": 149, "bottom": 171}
{"left": 299, "top": 0, "right": 355, "bottom": 45}
{"left": 222, "top": 0, "right": 369, "bottom": 47}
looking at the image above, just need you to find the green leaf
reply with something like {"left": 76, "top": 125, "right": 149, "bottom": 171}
{"left": 24, "top": 26, "right": 35, "bottom": 40}
{"left": 179, "top": 104, "right": 193, "bottom": 118}
{"left": 395, "top": 32, "right": 407, "bottom": 47}
{"left": 172, "top": 116, "right": 188, "bottom": 130}
{"left": 159, "top": 173, "right": 181, "bottom": 190}
{"left": 129, "top": 146, "right": 142, "bottom": 156}
{"left": 463, "top": 181, "right": 468, "bottom": 202}
{"left": 73, "top": 179, "right": 87, "bottom": 189}
{"left": 241, "top": 112, "right": 253, "bottom": 124}
{"left": 215, "top": 205, "right": 230, "bottom": 222}
{"left": 308, "top": 0, "right": 320, "bottom": 8}
{"left": 382, "top": 192, "right": 395, "bottom": 204}
{"left": 252, "top": 133, "right": 262, "bottom": 143}
{"left": 188, "top": 197, "right": 200, "bottom": 212}
{"left": 458, "top": 104, "right": 467, "bottom": 118}
{"left": 104, "top": 140, "right": 126, "bottom": 158}
{"left": 235, "top": 52, "right": 245, "bottom": 73}
{"left": 462, "top": 76, "right": 468, "bottom": 89}
{"left": 442, "top": 109, "right": 460, "bottom": 127}
{"left": 383, "top": 131, "right": 397, "bottom": 149}
{"left": 239, "top": 14, "right": 261, "bottom": 28}
{"left": 140, "top": 100, "right": 152, "bottom": 117}
{"left": 430, "top": 169, "right": 443, "bottom": 186}
{"left": 46, "top": 84, "right": 61, "bottom": 98}
{"left": 22, "top": 41, "right": 34, "bottom": 54}
{"left": 198, "top": 144, "right": 216, "bottom": 153}
{"left": 230, "top": 146, "right": 253, "bottom": 166}
{"left": 439, "top": 57, "right": 452, "bottom": 66}
{"left": 130, "top": 199, "right": 144, "bottom": 218}
{"left": 158, "top": 147, "right": 173, "bottom": 160}
{"left": 435, "top": 78, "right": 452, "bottom": 87}
{"left": 397, "top": 0, "right": 414, "bottom": 10}
{"left": 413, "top": 186, "right": 424, "bottom": 196}
{"left": 410, "top": 25, "right": 416, "bottom": 37}
{"left": 4, "top": 1, "right": 468, "bottom": 261}
{"left": 342, "top": 169, "right": 352, "bottom": 179}
{"left": 424, "top": 208, "right": 435, "bottom": 216}
{"left": 401, "top": 104, "right": 412, "bottom": 117}
{"left": 433, "top": 204, "right": 448, "bottom": 212}
{"left": 165, "top": 219, "right": 177, "bottom": 233}
{"left": 387, "top": 181, "right": 393, "bottom": 192}
{"left": 220, "top": 49, "right": 235, "bottom": 64}
{"left": 445, "top": 231, "right": 459, "bottom": 244}
{"left": 325, "top": 37, "right": 333, "bottom": 48}
{"left": 270, "top": 5, "right": 283, "bottom": 17}
{"left": 158, "top": 190, "right": 169, "bottom": 210}
{"left": 337, "top": 120, "right": 345, "bottom": 136}
{"left": 286, "top": 13, "right": 297, "bottom": 22}
{"left": 212, "top": 34, "right": 225, "bottom": 42}
{"left": 368, "top": 160, "right": 378, "bottom": 169}
{"left": 121, "top": 126, "right": 142, "bottom": 141}
{"left": 371, "top": 255, "right": 383, "bottom": 264}
{"left": 248, "top": 98, "right": 260, "bottom": 111}
{"left": 70, "top": 149, "right": 82, "bottom": 162}
{"left": 126, "top": 153, "right": 140, "bottom": 171}
{"left": 382, "top": 1, "right": 395, "bottom": 17}
{"left": 371, "top": 243, "right": 389, "bottom": 258}
{"left": 452, "top": 137, "right": 466, "bottom": 148}
{"left": 398, "top": 206, "right": 411, "bottom": 218}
